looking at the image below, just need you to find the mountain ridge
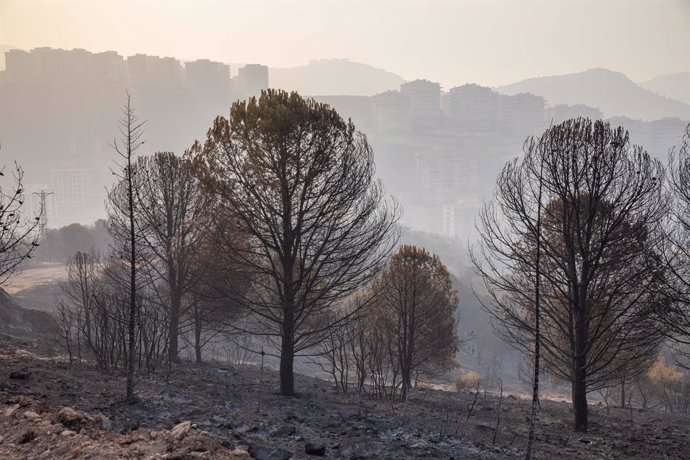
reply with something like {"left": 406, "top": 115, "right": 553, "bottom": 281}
{"left": 497, "top": 68, "right": 690, "bottom": 121}
{"left": 269, "top": 58, "right": 406, "bottom": 96}
{"left": 639, "top": 71, "right": 690, "bottom": 105}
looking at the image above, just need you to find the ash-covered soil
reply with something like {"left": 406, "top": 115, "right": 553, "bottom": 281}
{"left": 1, "top": 334, "right": 688, "bottom": 459}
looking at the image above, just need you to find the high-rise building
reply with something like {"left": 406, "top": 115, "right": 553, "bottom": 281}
{"left": 372, "top": 90, "right": 411, "bottom": 133}
{"left": 2, "top": 47, "right": 126, "bottom": 85}
{"left": 415, "top": 147, "right": 479, "bottom": 204}
{"left": 499, "top": 92, "right": 545, "bottom": 136}
{"left": 127, "top": 54, "right": 184, "bottom": 87}
{"left": 232, "top": 64, "right": 268, "bottom": 99}
{"left": 3, "top": 49, "right": 32, "bottom": 81}
{"left": 186, "top": 59, "right": 231, "bottom": 93}
{"left": 92, "top": 51, "right": 126, "bottom": 83}
{"left": 445, "top": 84, "right": 501, "bottom": 132}
{"left": 412, "top": 145, "right": 485, "bottom": 237}
{"left": 400, "top": 79, "right": 441, "bottom": 131}
{"left": 441, "top": 199, "right": 482, "bottom": 239}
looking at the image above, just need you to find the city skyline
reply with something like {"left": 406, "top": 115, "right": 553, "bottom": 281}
{"left": 1, "top": 0, "right": 688, "bottom": 88}
{"left": 2, "top": 45, "right": 686, "bottom": 234}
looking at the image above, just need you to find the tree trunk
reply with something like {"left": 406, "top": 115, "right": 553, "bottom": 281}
{"left": 66, "top": 332, "right": 73, "bottom": 366}
{"left": 125, "top": 160, "right": 137, "bottom": 403}
{"left": 169, "top": 290, "right": 180, "bottom": 363}
{"left": 573, "top": 359, "right": 588, "bottom": 432}
{"left": 400, "top": 366, "right": 411, "bottom": 400}
{"left": 194, "top": 313, "right": 203, "bottom": 364}
{"left": 620, "top": 378, "right": 626, "bottom": 409}
{"left": 572, "top": 282, "right": 589, "bottom": 432}
{"left": 526, "top": 160, "right": 544, "bottom": 460}
{"left": 638, "top": 383, "right": 647, "bottom": 409}
{"left": 280, "top": 332, "right": 295, "bottom": 396}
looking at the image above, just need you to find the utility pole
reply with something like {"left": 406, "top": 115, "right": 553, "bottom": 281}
{"left": 32, "top": 190, "right": 54, "bottom": 239}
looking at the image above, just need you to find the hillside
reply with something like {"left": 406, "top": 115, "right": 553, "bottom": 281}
{"left": 0, "top": 288, "right": 57, "bottom": 337}
{"left": 269, "top": 59, "right": 405, "bottom": 96}
{"left": 639, "top": 72, "right": 690, "bottom": 105}
{"left": 1, "top": 334, "right": 689, "bottom": 459}
{"left": 498, "top": 68, "right": 690, "bottom": 121}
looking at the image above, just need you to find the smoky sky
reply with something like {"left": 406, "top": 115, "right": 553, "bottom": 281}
{"left": 1, "top": 0, "right": 689, "bottom": 87}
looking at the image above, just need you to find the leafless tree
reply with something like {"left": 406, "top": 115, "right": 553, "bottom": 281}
{"left": 345, "top": 296, "right": 371, "bottom": 394}
{"left": 191, "top": 89, "right": 399, "bottom": 395}
{"left": 71, "top": 256, "right": 166, "bottom": 373}
{"left": 134, "top": 152, "right": 206, "bottom": 363}
{"left": 366, "top": 322, "right": 400, "bottom": 399}
{"left": 315, "top": 293, "right": 373, "bottom": 394}
{"left": 56, "top": 250, "right": 120, "bottom": 370}
{"left": 474, "top": 118, "right": 669, "bottom": 432}
{"left": 314, "top": 311, "right": 351, "bottom": 393}
{"left": 55, "top": 250, "right": 100, "bottom": 365}
{"left": 183, "top": 205, "right": 249, "bottom": 364}
{"left": 0, "top": 152, "right": 40, "bottom": 285}
{"left": 54, "top": 300, "right": 79, "bottom": 365}
{"left": 107, "top": 93, "right": 146, "bottom": 402}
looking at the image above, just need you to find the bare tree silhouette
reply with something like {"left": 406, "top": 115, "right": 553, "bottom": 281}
{"left": 474, "top": 119, "right": 669, "bottom": 432}
{"left": 192, "top": 90, "right": 399, "bottom": 396}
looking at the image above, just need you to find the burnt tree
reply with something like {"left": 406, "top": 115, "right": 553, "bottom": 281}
{"left": 474, "top": 119, "right": 669, "bottom": 432}
{"left": 192, "top": 90, "right": 398, "bottom": 395}
{"left": 372, "top": 244, "right": 458, "bottom": 400}
{"left": 135, "top": 152, "right": 205, "bottom": 363}
{"left": 107, "top": 94, "right": 146, "bottom": 402}
{"left": 0, "top": 154, "right": 40, "bottom": 285}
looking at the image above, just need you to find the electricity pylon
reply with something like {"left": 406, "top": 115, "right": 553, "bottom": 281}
{"left": 32, "top": 190, "right": 54, "bottom": 239}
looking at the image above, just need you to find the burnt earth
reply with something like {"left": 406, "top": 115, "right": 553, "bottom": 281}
{"left": 1, "top": 334, "right": 689, "bottom": 459}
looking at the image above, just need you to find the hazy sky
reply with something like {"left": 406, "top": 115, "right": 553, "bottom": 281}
{"left": 1, "top": 0, "right": 688, "bottom": 87}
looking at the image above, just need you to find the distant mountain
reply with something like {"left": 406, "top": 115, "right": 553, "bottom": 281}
{"left": 0, "top": 45, "right": 24, "bottom": 71}
{"left": 639, "top": 72, "right": 690, "bottom": 105}
{"left": 498, "top": 68, "right": 690, "bottom": 121}
{"left": 269, "top": 59, "right": 405, "bottom": 96}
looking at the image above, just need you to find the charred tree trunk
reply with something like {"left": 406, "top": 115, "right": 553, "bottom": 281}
{"left": 194, "top": 306, "right": 203, "bottom": 364}
{"left": 108, "top": 93, "right": 145, "bottom": 403}
{"left": 525, "top": 157, "right": 544, "bottom": 460}
{"left": 573, "top": 286, "right": 589, "bottom": 432}
{"left": 573, "top": 368, "right": 588, "bottom": 432}
{"left": 125, "top": 113, "right": 138, "bottom": 404}
{"left": 280, "top": 323, "right": 295, "bottom": 396}
{"left": 168, "top": 271, "right": 180, "bottom": 363}
{"left": 400, "top": 366, "right": 411, "bottom": 400}
{"left": 280, "top": 263, "right": 296, "bottom": 395}
{"left": 169, "top": 301, "right": 180, "bottom": 363}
